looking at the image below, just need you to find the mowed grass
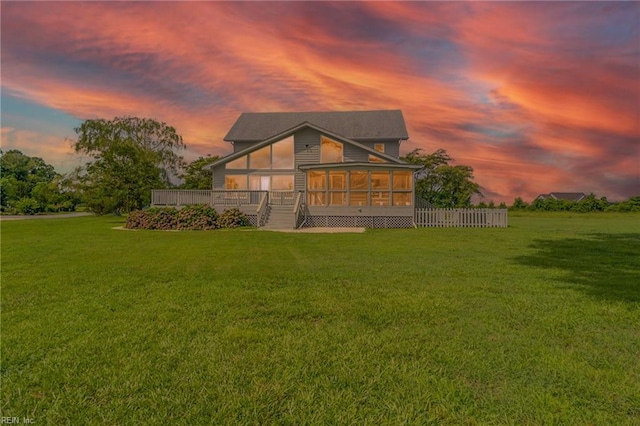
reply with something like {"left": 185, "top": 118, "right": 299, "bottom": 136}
{"left": 1, "top": 213, "right": 639, "bottom": 424}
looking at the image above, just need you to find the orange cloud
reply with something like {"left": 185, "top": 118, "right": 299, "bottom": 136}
{"left": 1, "top": 2, "right": 638, "bottom": 202}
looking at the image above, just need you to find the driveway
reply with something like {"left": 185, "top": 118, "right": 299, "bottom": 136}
{"left": 0, "top": 212, "right": 94, "bottom": 221}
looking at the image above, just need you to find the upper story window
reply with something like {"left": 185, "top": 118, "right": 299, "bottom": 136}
{"left": 369, "top": 143, "right": 387, "bottom": 163}
{"left": 321, "top": 137, "right": 343, "bottom": 163}
{"left": 226, "top": 136, "right": 294, "bottom": 170}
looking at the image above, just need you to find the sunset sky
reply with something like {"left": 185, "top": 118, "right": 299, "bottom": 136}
{"left": 1, "top": 1, "right": 638, "bottom": 203}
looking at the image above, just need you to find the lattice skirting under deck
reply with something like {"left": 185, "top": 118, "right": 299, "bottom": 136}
{"left": 301, "top": 215, "right": 413, "bottom": 229}
{"left": 245, "top": 215, "right": 258, "bottom": 227}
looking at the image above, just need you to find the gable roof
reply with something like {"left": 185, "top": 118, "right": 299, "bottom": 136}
{"left": 224, "top": 110, "right": 409, "bottom": 142}
{"left": 205, "top": 121, "right": 407, "bottom": 170}
{"left": 537, "top": 192, "right": 586, "bottom": 202}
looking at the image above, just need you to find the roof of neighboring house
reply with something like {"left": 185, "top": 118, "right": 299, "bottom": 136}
{"left": 205, "top": 121, "right": 407, "bottom": 170}
{"left": 224, "top": 110, "right": 409, "bottom": 142}
{"left": 537, "top": 192, "right": 586, "bottom": 202}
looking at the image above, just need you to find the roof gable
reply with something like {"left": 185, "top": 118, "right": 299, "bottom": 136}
{"left": 206, "top": 121, "right": 406, "bottom": 170}
{"left": 224, "top": 110, "right": 409, "bottom": 142}
{"left": 537, "top": 192, "right": 586, "bottom": 202}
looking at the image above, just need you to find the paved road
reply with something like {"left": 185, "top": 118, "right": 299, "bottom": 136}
{"left": 0, "top": 212, "right": 94, "bottom": 221}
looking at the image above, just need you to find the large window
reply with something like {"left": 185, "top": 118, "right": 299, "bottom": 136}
{"left": 329, "top": 171, "right": 347, "bottom": 206}
{"left": 227, "top": 155, "right": 247, "bottom": 169}
{"left": 307, "top": 171, "right": 326, "bottom": 206}
{"left": 369, "top": 143, "right": 387, "bottom": 163}
{"left": 272, "top": 137, "right": 294, "bottom": 169}
{"left": 321, "top": 137, "right": 343, "bottom": 163}
{"left": 225, "top": 175, "right": 247, "bottom": 190}
{"left": 392, "top": 170, "right": 412, "bottom": 206}
{"left": 307, "top": 169, "right": 413, "bottom": 207}
{"left": 349, "top": 171, "right": 368, "bottom": 206}
{"left": 227, "top": 137, "right": 294, "bottom": 170}
{"left": 272, "top": 175, "right": 294, "bottom": 190}
{"left": 371, "top": 171, "right": 390, "bottom": 205}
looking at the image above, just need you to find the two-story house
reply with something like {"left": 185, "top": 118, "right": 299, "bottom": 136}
{"left": 152, "top": 110, "right": 421, "bottom": 228}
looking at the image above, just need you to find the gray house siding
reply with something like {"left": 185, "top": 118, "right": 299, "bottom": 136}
{"left": 294, "top": 128, "right": 320, "bottom": 191}
{"left": 212, "top": 164, "right": 226, "bottom": 189}
{"left": 360, "top": 141, "right": 400, "bottom": 159}
{"left": 232, "top": 141, "right": 255, "bottom": 153}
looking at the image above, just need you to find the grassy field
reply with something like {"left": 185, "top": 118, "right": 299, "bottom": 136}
{"left": 1, "top": 213, "right": 639, "bottom": 424}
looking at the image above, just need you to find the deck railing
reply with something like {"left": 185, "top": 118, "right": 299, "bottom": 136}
{"left": 269, "top": 191, "right": 297, "bottom": 206}
{"left": 151, "top": 190, "right": 266, "bottom": 207}
{"left": 415, "top": 208, "right": 508, "bottom": 228}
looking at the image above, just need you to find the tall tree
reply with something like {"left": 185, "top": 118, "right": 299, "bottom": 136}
{"left": 401, "top": 148, "right": 482, "bottom": 208}
{"left": 73, "top": 117, "right": 185, "bottom": 214}
{"left": 0, "top": 149, "right": 75, "bottom": 213}
{"left": 180, "top": 155, "right": 219, "bottom": 190}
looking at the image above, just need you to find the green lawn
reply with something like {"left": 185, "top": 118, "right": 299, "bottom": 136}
{"left": 2, "top": 213, "right": 639, "bottom": 424}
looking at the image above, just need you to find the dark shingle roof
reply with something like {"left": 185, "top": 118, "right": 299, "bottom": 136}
{"left": 224, "top": 110, "right": 408, "bottom": 142}
{"left": 537, "top": 192, "right": 586, "bottom": 202}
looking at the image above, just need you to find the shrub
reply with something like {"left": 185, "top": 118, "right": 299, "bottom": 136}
{"left": 176, "top": 205, "right": 218, "bottom": 230}
{"left": 126, "top": 206, "right": 250, "bottom": 230}
{"left": 125, "top": 207, "right": 177, "bottom": 230}
{"left": 14, "top": 198, "right": 43, "bottom": 215}
{"left": 218, "top": 208, "right": 250, "bottom": 228}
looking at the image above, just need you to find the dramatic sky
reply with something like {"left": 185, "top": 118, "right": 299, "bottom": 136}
{"left": 1, "top": 1, "right": 638, "bottom": 202}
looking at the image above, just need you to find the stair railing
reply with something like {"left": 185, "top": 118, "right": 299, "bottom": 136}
{"left": 256, "top": 192, "right": 269, "bottom": 227}
{"left": 293, "top": 191, "right": 306, "bottom": 229}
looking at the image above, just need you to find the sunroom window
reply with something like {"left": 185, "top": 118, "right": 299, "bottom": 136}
{"left": 329, "top": 171, "right": 347, "bottom": 206}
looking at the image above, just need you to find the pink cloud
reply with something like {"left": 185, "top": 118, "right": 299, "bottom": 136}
{"left": 1, "top": 2, "right": 638, "bottom": 202}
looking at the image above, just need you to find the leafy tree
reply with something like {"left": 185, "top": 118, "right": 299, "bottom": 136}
{"left": 510, "top": 197, "right": 529, "bottom": 210}
{"left": 0, "top": 149, "right": 75, "bottom": 213}
{"left": 180, "top": 155, "right": 219, "bottom": 190}
{"left": 73, "top": 117, "right": 185, "bottom": 214}
{"left": 401, "top": 148, "right": 482, "bottom": 208}
{"left": 606, "top": 196, "right": 640, "bottom": 212}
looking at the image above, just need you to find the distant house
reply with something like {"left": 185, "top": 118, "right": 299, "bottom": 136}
{"left": 153, "top": 110, "right": 422, "bottom": 228}
{"left": 536, "top": 192, "right": 586, "bottom": 202}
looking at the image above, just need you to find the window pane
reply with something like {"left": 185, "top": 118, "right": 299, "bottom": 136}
{"left": 225, "top": 175, "right": 247, "bottom": 190}
{"left": 369, "top": 143, "right": 386, "bottom": 163}
{"left": 349, "top": 191, "right": 368, "bottom": 206}
{"left": 371, "top": 191, "right": 390, "bottom": 206}
{"left": 329, "top": 171, "right": 346, "bottom": 190}
{"left": 307, "top": 171, "right": 326, "bottom": 190}
{"left": 272, "top": 175, "right": 294, "bottom": 190}
{"left": 393, "top": 171, "right": 412, "bottom": 190}
{"left": 350, "top": 171, "right": 368, "bottom": 190}
{"left": 249, "top": 175, "right": 261, "bottom": 190}
{"left": 321, "top": 137, "right": 343, "bottom": 163}
{"left": 393, "top": 192, "right": 412, "bottom": 206}
{"left": 227, "top": 155, "right": 247, "bottom": 169}
{"left": 371, "top": 171, "right": 389, "bottom": 189}
{"left": 308, "top": 192, "right": 326, "bottom": 206}
{"left": 272, "top": 137, "right": 294, "bottom": 169}
{"left": 329, "top": 192, "right": 346, "bottom": 206}
{"left": 250, "top": 145, "right": 270, "bottom": 169}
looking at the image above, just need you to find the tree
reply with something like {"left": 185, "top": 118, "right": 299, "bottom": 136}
{"left": 401, "top": 148, "right": 482, "bottom": 208}
{"left": 0, "top": 149, "right": 74, "bottom": 213}
{"left": 73, "top": 117, "right": 185, "bottom": 214}
{"left": 180, "top": 155, "right": 219, "bottom": 190}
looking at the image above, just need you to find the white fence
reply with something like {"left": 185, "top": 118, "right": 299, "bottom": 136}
{"left": 415, "top": 208, "right": 508, "bottom": 228}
